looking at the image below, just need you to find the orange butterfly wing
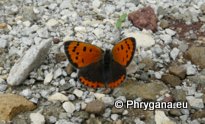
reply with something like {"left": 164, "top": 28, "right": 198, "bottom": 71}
{"left": 112, "top": 37, "right": 136, "bottom": 67}
{"left": 64, "top": 41, "right": 103, "bottom": 68}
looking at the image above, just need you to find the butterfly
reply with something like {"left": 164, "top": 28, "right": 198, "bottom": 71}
{"left": 64, "top": 37, "right": 136, "bottom": 88}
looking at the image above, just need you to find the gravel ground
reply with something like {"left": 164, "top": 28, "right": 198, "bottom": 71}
{"left": 0, "top": 0, "right": 205, "bottom": 124}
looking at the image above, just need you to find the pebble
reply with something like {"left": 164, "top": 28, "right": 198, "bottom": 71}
{"left": 170, "top": 48, "right": 180, "bottom": 60}
{"left": 46, "top": 19, "right": 59, "bottom": 27}
{"left": 54, "top": 68, "right": 62, "bottom": 79}
{"left": 20, "top": 89, "right": 32, "bottom": 98}
{"left": 73, "top": 89, "right": 83, "bottom": 98}
{"left": 94, "top": 93, "right": 105, "bottom": 100}
{"left": 62, "top": 101, "right": 75, "bottom": 114}
{"left": 44, "top": 72, "right": 53, "bottom": 85}
{"left": 0, "top": 38, "right": 8, "bottom": 48}
{"left": 60, "top": 0, "right": 72, "bottom": 9}
{"left": 48, "top": 92, "right": 68, "bottom": 102}
{"left": 70, "top": 72, "right": 77, "bottom": 78}
{"left": 56, "top": 119, "right": 74, "bottom": 124}
{"left": 101, "top": 96, "right": 114, "bottom": 106}
{"left": 186, "top": 96, "right": 204, "bottom": 109}
{"left": 85, "top": 100, "right": 105, "bottom": 114}
{"left": 155, "top": 71, "right": 162, "bottom": 79}
{"left": 185, "top": 63, "right": 197, "bottom": 75}
{"left": 0, "top": 84, "right": 7, "bottom": 92}
{"left": 124, "top": 31, "right": 155, "bottom": 48}
{"left": 92, "top": 0, "right": 102, "bottom": 9}
{"left": 160, "top": 34, "right": 172, "bottom": 44}
{"left": 111, "top": 114, "right": 119, "bottom": 121}
{"left": 49, "top": 116, "right": 57, "bottom": 123}
{"left": 30, "top": 113, "right": 45, "bottom": 124}
{"left": 165, "top": 29, "right": 176, "bottom": 36}
{"left": 155, "top": 110, "right": 176, "bottom": 124}
{"left": 37, "top": 28, "right": 49, "bottom": 38}
{"left": 7, "top": 39, "right": 52, "bottom": 86}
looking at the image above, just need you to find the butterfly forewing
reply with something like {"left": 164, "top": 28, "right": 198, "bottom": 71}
{"left": 112, "top": 37, "right": 136, "bottom": 67}
{"left": 64, "top": 41, "right": 103, "bottom": 68}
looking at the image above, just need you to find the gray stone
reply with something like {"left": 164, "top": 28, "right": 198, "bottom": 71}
{"left": 186, "top": 96, "right": 204, "bottom": 109}
{"left": 30, "top": 113, "right": 45, "bottom": 124}
{"left": 7, "top": 39, "right": 52, "bottom": 86}
{"left": 62, "top": 101, "right": 75, "bottom": 114}
{"left": 169, "top": 65, "right": 186, "bottom": 79}
{"left": 0, "top": 38, "right": 8, "bottom": 48}
{"left": 85, "top": 100, "right": 105, "bottom": 114}
{"left": 170, "top": 48, "right": 180, "bottom": 60}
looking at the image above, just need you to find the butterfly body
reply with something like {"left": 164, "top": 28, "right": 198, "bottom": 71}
{"left": 64, "top": 37, "right": 136, "bottom": 88}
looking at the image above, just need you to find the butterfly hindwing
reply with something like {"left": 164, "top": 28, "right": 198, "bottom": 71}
{"left": 64, "top": 41, "right": 103, "bottom": 68}
{"left": 112, "top": 37, "right": 136, "bottom": 67}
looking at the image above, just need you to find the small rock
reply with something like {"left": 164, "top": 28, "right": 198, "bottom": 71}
{"left": 140, "top": 58, "right": 155, "bottom": 71}
{"left": 60, "top": 0, "right": 72, "bottom": 9}
{"left": 169, "top": 109, "right": 182, "bottom": 116}
{"left": 74, "top": 26, "right": 86, "bottom": 32}
{"left": 0, "top": 38, "right": 8, "bottom": 48}
{"left": 0, "top": 94, "right": 36, "bottom": 121}
{"left": 128, "top": 6, "right": 157, "bottom": 32}
{"left": 165, "top": 29, "right": 176, "bottom": 36}
{"left": 127, "top": 61, "right": 138, "bottom": 75}
{"left": 73, "top": 89, "right": 83, "bottom": 98}
{"left": 155, "top": 110, "right": 176, "bottom": 124}
{"left": 7, "top": 39, "right": 51, "bottom": 86}
{"left": 93, "top": 28, "right": 103, "bottom": 38}
{"left": 37, "top": 28, "right": 49, "bottom": 38}
{"left": 92, "top": 0, "right": 101, "bottom": 9}
{"left": 178, "top": 42, "right": 188, "bottom": 52}
{"left": 155, "top": 71, "right": 163, "bottom": 79}
{"left": 101, "top": 96, "right": 114, "bottom": 106}
{"left": 0, "top": 23, "right": 7, "bottom": 29}
{"left": 111, "top": 114, "right": 119, "bottom": 121}
{"left": 53, "top": 38, "right": 61, "bottom": 44}
{"left": 94, "top": 93, "right": 105, "bottom": 100}
{"left": 70, "top": 72, "right": 77, "bottom": 78}
{"left": 0, "top": 84, "right": 7, "bottom": 92}
{"left": 48, "top": 92, "right": 68, "bottom": 102}
{"left": 171, "top": 89, "right": 186, "bottom": 101}
{"left": 54, "top": 68, "right": 62, "bottom": 79}
{"left": 200, "top": 3, "right": 205, "bottom": 14}
{"left": 44, "top": 72, "right": 53, "bottom": 85}
{"left": 186, "top": 46, "right": 205, "bottom": 68}
{"left": 169, "top": 65, "right": 186, "bottom": 79}
{"left": 161, "top": 74, "right": 182, "bottom": 87}
{"left": 46, "top": 19, "right": 59, "bottom": 27}
{"left": 62, "top": 101, "right": 75, "bottom": 114}
{"left": 185, "top": 63, "right": 197, "bottom": 75}
{"left": 191, "top": 110, "right": 205, "bottom": 119}
{"left": 85, "top": 100, "right": 105, "bottom": 114}
{"left": 66, "top": 64, "right": 74, "bottom": 75}
{"left": 113, "top": 80, "right": 169, "bottom": 100}
{"left": 160, "top": 34, "right": 172, "bottom": 44}
{"left": 49, "top": 116, "right": 57, "bottom": 123}
{"left": 170, "top": 48, "right": 180, "bottom": 60}
{"left": 55, "top": 53, "right": 67, "bottom": 63}
{"left": 111, "top": 107, "right": 124, "bottom": 114}
{"left": 30, "top": 113, "right": 45, "bottom": 124}
{"left": 21, "top": 6, "right": 37, "bottom": 21}
{"left": 186, "top": 96, "right": 204, "bottom": 109}
{"left": 160, "top": 19, "right": 169, "bottom": 29}
{"left": 124, "top": 31, "right": 155, "bottom": 48}
{"left": 56, "top": 119, "right": 74, "bottom": 124}
{"left": 20, "top": 89, "right": 32, "bottom": 98}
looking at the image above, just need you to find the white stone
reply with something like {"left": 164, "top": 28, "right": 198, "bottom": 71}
{"left": 30, "top": 113, "right": 45, "bottom": 124}
{"left": 111, "top": 114, "right": 119, "bottom": 121}
{"left": 170, "top": 48, "right": 180, "bottom": 60}
{"left": 37, "top": 28, "right": 49, "bottom": 38}
{"left": 21, "top": 37, "right": 34, "bottom": 46}
{"left": 23, "top": 21, "right": 31, "bottom": 27}
{"left": 155, "top": 72, "right": 162, "bottom": 79}
{"left": 0, "top": 38, "right": 8, "bottom": 48}
{"left": 7, "top": 39, "right": 51, "bottom": 86}
{"left": 60, "top": 0, "right": 72, "bottom": 9}
{"left": 54, "top": 68, "right": 62, "bottom": 79}
{"left": 44, "top": 72, "right": 53, "bottom": 85}
{"left": 101, "top": 96, "right": 114, "bottom": 106}
{"left": 186, "top": 96, "right": 204, "bottom": 109}
{"left": 0, "top": 84, "right": 7, "bottom": 92}
{"left": 56, "top": 119, "right": 74, "bottom": 124}
{"left": 49, "top": 3, "right": 57, "bottom": 10}
{"left": 59, "top": 79, "right": 66, "bottom": 85}
{"left": 48, "top": 92, "right": 68, "bottom": 102}
{"left": 73, "top": 89, "right": 83, "bottom": 98}
{"left": 81, "top": 102, "right": 87, "bottom": 110}
{"left": 185, "top": 63, "right": 197, "bottom": 75}
{"left": 93, "top": 28, "right": 103, "bottom": 38}
{"left": 20, "top": 89, "right": 32, "bottom": 98}
{"left": 46, "top": 19, "right": 59, "bottom": 27}
{"left": 94, "top": 93, "right": 105, "bottom": 100}
{"left": 62, "top": 101, "right": 75, "bottom": 114}
{"left": 74, "top": 26, "right": 86, "bottom": 32}
{"left": 124, "top": 31, "right": 155, "bottom": 48}
{"left": 160, "top": 34, "right": 172, "bottom": 44}
{"left": 70, "top": 72, "right": 77, "bottom": 78}
{"left": 92, "top": 0, "right": 102, "bottom": 9}
{"left": 165, "top": 29, "right": 176, "bottom": 36}
{"left": 155, "top": 110, "right": 176, "bottom": 124}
